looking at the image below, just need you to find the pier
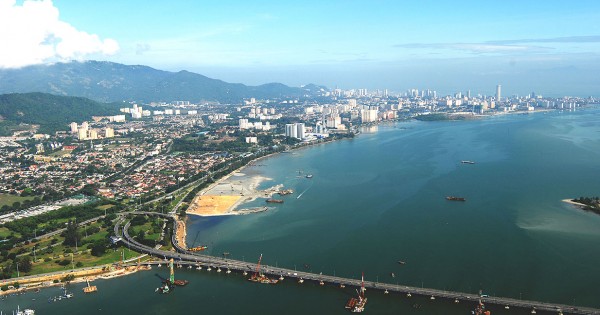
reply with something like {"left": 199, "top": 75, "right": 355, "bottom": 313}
{"left": 115, "top": 212, "right": 600, "bottom": 315}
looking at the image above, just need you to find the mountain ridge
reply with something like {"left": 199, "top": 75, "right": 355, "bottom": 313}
{"left": 0, "top": 61, "right": 326, "bottom": 103}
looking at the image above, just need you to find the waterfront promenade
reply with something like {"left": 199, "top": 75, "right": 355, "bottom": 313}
{"left": 116, "top": 212, "right": 600, "bottom": 315}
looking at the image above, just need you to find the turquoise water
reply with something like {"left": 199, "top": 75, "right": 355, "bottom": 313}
{"left": 5, "top": 108, "right": 600, "bottom": 314}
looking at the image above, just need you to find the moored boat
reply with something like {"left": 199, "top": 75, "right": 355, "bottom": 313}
{"left": 446, "top": 196, "right": 466, "bottom": 201}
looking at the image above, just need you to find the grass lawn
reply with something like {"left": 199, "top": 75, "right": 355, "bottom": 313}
{"left": 0, "top": 227, "right": 15, "bottom": 239}
{"left": 0, "top": 194, "right": 35, "bottom": 207}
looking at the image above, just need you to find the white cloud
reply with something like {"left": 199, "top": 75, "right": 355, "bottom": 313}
{"left": 0, "top": 0, "right": 119, "bottom": 68}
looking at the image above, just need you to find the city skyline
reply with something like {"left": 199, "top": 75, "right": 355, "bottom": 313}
{"left": 1, "top": 0, "right": 599, "bottom": 96}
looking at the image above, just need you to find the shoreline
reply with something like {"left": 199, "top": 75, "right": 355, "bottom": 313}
{"left": 561, "top": 198, "right": 587, "bottom": 207}
{"left": 0, "top": 264, "right": 151, "bottom": 296}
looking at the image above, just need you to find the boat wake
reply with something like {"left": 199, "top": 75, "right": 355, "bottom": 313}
{"left": 297, "top": 184, "right": 312, "bottom": 199}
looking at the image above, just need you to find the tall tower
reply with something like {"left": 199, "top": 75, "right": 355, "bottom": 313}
{"left": 496, "top": 85, "right": 502, "bottom": 102}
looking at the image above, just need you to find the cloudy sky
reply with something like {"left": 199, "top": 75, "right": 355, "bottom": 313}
{"left": 1, "top": 0, "right": 599, "bottom": 96}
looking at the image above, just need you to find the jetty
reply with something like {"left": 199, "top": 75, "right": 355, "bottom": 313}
{"left": 115, "top": 212, "right": 600, "bottom": 315}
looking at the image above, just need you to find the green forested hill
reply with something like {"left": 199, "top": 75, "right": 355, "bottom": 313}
{"left": 0, "top": 92, "right": 123, "bottom": 135}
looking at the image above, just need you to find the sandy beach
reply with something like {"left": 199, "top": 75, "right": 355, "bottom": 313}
{"left": 186, "top": 172, "right": 282, "bottom": 217}
{"left": 562, "top": 198, "right": 587, "bottom": 207}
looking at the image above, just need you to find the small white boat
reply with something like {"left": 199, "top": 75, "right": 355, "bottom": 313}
{"left": 454, "top": 299, "right": 459, "bottom": 303}
{"left": 196, "top": 265, "right": 202, "bottom": 270}
{"left": 279, "top": 275, "right": 284, "bottom": 281}
{"left": 505, "top": 305, "right": 510, "bottom": 309}
{"left": 207, "top": 267, "right": 212, "bottom": 271}
{"left": 298, "top": 278, "right": 304, "bottom": 284}
{"left": 243, "top": 271, "right": 248, "bottom": 276}
{"left": 430, "top": 296, "right": 435, "bottom": 300}
{"left": 226, "top": 269, "right": 231, "bottom": 274}
{"left": 406, "top": 293, "right": 412, "bottom": 297}
{"left": 217, "top": 268, "right": 222, "bottom": 273}
{"left": 384, "top": 290, "right": 389, "bottom": 294}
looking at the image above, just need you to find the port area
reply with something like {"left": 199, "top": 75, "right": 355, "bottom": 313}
{"left": 186, "top": 172, "right": 283, "bottom": 217}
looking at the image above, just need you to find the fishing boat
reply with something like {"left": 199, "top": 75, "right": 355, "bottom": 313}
{"left": 345, "top": 273, "right": 367, "bottom": 313}
{"left": 248, "top": 254, "right": 278, "bottom": 284}
{"left": 461, "top": 160, "right": 476, "bottom": 164}
{"left": 305, "top": 174, "right": 313, "bottom": 179}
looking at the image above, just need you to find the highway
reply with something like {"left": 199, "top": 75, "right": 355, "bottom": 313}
{"left": 115, "top": 213, "right": 600, "bottom": 315}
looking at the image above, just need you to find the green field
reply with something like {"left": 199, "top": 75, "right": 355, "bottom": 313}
{"left": 0, "top": 194, "right": 35, "bottom": 207}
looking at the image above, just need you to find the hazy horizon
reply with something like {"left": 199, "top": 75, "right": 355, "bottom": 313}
{"left": 1, "top": 0, "right": 599, "bottom": 97}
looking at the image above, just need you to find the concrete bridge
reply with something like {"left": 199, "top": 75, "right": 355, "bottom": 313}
{"left": 115, "top": 212, "right": 600, "bottom": 315}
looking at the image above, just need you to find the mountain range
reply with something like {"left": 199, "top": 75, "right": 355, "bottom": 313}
{"left": 0, "top": 61, "right": 326, "bottom": 103}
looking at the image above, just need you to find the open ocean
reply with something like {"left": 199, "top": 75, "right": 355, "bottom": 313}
{"left": 4, "top": 108, "right": 600, "bottom": 314}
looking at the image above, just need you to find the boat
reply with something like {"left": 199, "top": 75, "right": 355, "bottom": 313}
{"left": 446, "top": 196, "right": 466, "bottom": 201}
{"left": 15, "top": 306, "right": 35, "bottom": 315}
{"left": 390, "top": 272, "right": 395, "bottom": 278}
{"left": 345, "top": 273, "right": 367, "bottom": 313}
{"left": 277, "top": 189, "right": 294, "bottom": 195}
{"left": 156, "top": 281, "right": 171, "bottom": 294}
{"left": 248, "top": 254, "right": 278, "bottom": 284}
{"left": 173, "top": 279, "right": 189, "bottom": 286}
{"left": 305, "top": 174, "right": 313, "bottom": 179}
{"left": 298, "top": 278, "right": 304, "bottom": 284}
{"left": 188, "top": 245, "right": 208, "bottom": 252}
{"left": 397, "top": 260, "right": 406, "bottom": 265}
{"left": 167, "top": 258, "right": 189, "bottom": 286}
{"left": 471, "top": 299, "right": 491, "bottom": 315}
{"left": 384, "top": 289, "right": 389, "bottom": 294}
{"left": 319, "top": 280, "right": 325, "bottom": 286}
{"left": 265, "top": 198, "right": 284, "bottom": 203}
{"left": 82, "top": 278, "right": 97, "bottom": 293}
{"left": 461, "top": 160, "right": 476, "bottom": 164}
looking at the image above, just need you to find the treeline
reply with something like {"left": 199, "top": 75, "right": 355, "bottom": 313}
{"left": 572, "top": 196, "right": 600, "bottom": 213}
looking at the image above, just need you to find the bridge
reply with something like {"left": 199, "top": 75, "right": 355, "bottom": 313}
{"left": 115, "top": 212, "right": 600, "bottom": 315}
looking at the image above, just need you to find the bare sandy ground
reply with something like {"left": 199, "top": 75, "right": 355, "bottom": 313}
{"left": 186, "top": 172, "right": 281, "bottom": 217}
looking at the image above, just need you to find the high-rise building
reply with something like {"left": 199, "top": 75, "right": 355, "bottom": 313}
{"left": 285, "top": 124, "right": 297, "bottom": 138}
{"left": 496, "top": 85, "right": 502, "bottom": 102}
{"left": 70, "top": 122, "right": 78, "bottom": 133}
{"left": 81, "top": 121, "right": 89, "bottom": 130}
{"left": 239, "top": 119, "right": 249, "bottom": 129}
{"left": 105, "top": 127, "right": 115, "bottom": 138}
{"left": 296, "top": 123, "right": 305, "bottom": 139}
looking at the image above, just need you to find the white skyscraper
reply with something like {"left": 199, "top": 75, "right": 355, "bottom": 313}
{"left": 70, "top": 122, "right": 78, "bottom": 133}
{"left": 496, "top": 84, "right": 502, "bottom": 102}
{"left": 285, "top": 124, "right": 297, "bottom": 138}
{"left": 296, "top": 123, "right": 305, "bottom": 139}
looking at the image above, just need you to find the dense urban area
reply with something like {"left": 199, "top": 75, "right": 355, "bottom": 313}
{"left": 0, "top": 86, "right": 594, "bottom": 285}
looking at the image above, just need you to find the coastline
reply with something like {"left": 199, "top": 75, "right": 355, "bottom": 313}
{"left": 562, "top": 198, "right": 587, "bottom": 207}
{"left": 0, "top": 264, "right": 151, "bottom": 296}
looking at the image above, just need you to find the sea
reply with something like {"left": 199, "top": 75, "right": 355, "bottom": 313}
{"left": 3, "top": 108, "right": 600, "bottom": 314}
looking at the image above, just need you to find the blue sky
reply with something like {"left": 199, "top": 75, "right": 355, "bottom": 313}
{"left": 4, "top": 0, "right": 600, "bottom": 96}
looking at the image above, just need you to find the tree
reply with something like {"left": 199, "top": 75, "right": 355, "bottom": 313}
{"left": 62, "top": 220, "right": 81, "bottom": 247}
{"left": 16, "top": 257, "right": 32, "bottom": 273}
